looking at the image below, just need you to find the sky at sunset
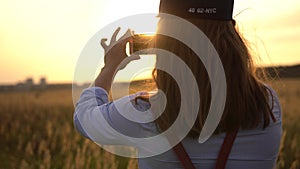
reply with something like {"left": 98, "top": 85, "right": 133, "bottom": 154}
{"left": 0, "top": 0, "right": 300, "bottom": 84}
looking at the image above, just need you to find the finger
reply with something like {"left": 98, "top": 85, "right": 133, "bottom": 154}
{"left": 120, "top": 29, "right": 133, "bottom": 41}
{"left": 110, "top": 27, "right": 121, "bottom": 44}
{"left": 100, "top": 38, "right": 108, "bottom": 49}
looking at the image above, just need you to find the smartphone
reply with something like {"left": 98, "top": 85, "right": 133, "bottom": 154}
{"left": 129, "top": 33, "right": 155, "bottom": 55}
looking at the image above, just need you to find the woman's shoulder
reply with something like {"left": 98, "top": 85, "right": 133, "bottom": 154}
{"left": 264, "top": 84, "right": 282, "bottom": 122}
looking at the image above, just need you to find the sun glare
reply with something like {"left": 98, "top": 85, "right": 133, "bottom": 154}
{"left": 0, "top": 0, "right": 299, "bottom": 84}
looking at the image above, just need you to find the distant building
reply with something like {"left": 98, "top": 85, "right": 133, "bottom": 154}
{"left": 25, "top": 78, "right": 34, "bottom": 87}
{"left": 39, "top": 77, "right": 47, "bottom": 88}
{"left": 14, "top": 78, "right": 34, "bottom": 91}
{"left": 15, "top": 82, "right": 26, "bottom": 91}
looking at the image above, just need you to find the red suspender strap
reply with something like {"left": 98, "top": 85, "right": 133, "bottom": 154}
{"left": 214, "top": 130, "right": 238, "bottom": 169}
{"left": 172, "top": 130, "right": 238, "bottom": 169}
{"left": 173, "top": 142, "right": 197, "bottom": 169}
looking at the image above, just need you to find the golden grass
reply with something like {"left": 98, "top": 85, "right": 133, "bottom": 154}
{"left": 0, "top": 79, "right": 299, "bottom": 169}
{"left": 0, "top": 88, "right": 135, "bottom": 169}
{"left": 270, "top": 79, "right": 300, "bottom": 169}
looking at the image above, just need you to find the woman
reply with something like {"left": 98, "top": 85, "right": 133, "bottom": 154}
{"left": 74, "top": 0, "right": 282, "bottom": 168}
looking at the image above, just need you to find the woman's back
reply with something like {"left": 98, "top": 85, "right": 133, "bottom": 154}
{"left": 140, "top": 122, "right": 281, "bottom": 169}
{"left": 138, "top": 87, "right": 281, "bottom": 169}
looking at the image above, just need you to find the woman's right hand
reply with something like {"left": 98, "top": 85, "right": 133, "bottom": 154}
{"left": 94, "top": 27, "right": 140, "bottom": 92}
{"left": 100, "top": 27, "right": 140, "bottom": 70}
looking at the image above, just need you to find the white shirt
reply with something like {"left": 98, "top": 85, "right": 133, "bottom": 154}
{"left": 74, "top": 86, "right": 282, "bottom": 169}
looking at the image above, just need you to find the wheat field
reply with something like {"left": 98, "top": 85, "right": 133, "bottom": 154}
{"left": 0, "top": 79, "right": 299, "bottom": 169}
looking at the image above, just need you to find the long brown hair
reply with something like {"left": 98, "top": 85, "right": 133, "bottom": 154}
{"left": 151, "top": 18, "right": 275, "bottom": 138}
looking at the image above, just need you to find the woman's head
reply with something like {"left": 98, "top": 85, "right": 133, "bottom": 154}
{"left": 152, "top": 0, "right": 275, "bottom": 137}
